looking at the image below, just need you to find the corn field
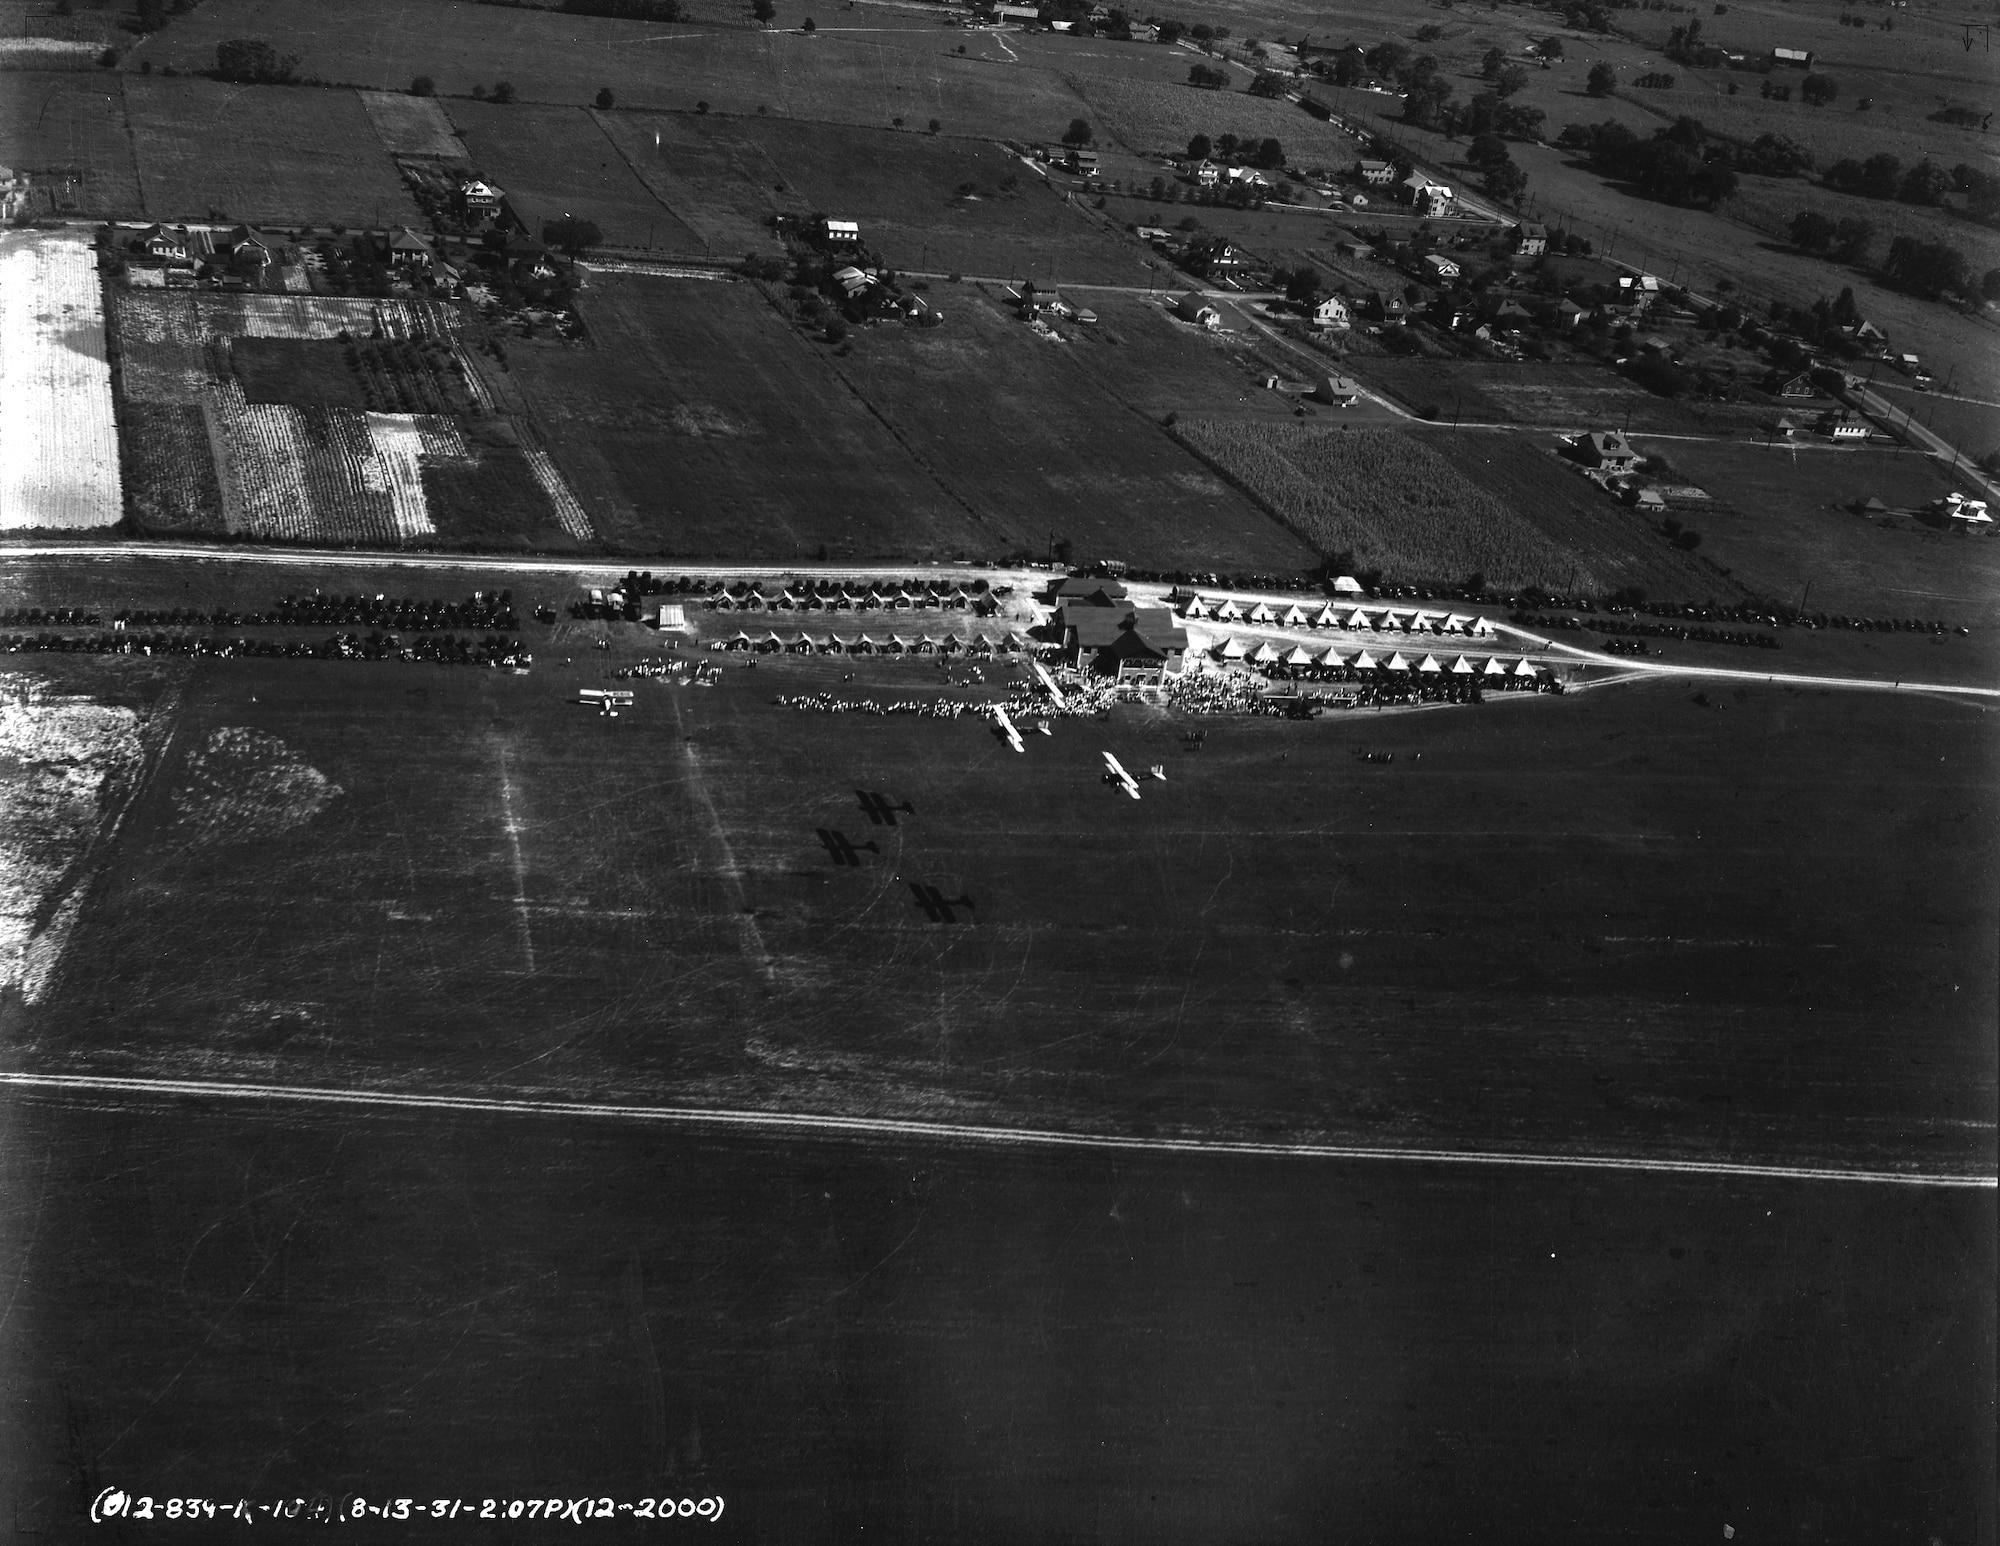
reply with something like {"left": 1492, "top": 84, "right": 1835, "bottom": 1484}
{"left": 1176, "top": 421, "right": 1592, "bottom": 590}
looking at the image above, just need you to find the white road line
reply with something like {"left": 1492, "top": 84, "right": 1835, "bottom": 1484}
{"left": 1, "top": 1072, "right": 1990, "bottom": 1189}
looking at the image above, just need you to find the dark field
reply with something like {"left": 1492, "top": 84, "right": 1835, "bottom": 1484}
{"left": 604, "top": 113, "right": 1150, "bottom": 284}
{"left": 1351, "top": 355, "right": 1781, "bottom": 438}
{"left": 506, "top": 273, "right": 987, "bottom": 561}
{"left": 1642, "top": 440, "right": 2000, "bottom": 623}
{"left": 0, "top": 69, "right": 141, "bottom": 215}
{"left": 2, "top": 1092, "right": 1990, "bottom": 1543}
{"left": 122, "top": 77, "right": 420, "bottom": 228}
{"left": 1430, "top": 429, "right": 1740, "bottom": 603}
{"left": 820, "top": 290, "right": 1317, "bottom": 572}
{"left": 124, "top": 0, "right": 1096, "bottom": 141}
{"left": 448, "top": 101, "right": 701, "bottom": 253}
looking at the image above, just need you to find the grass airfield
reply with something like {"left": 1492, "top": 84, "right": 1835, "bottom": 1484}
{"left": 0, "top": 551, "right": 1993, "bottom": 1536}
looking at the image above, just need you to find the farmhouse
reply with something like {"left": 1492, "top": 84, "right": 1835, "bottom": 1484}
{"left": 1312, "top": 293, "right": 1351, "bottom": 329}
{"left": 1364, "top": 290, "right": 1406, "bottom": 323}
{"left": 1513, "top": 222, "right": 1548, "bottom": 257}
{"left": 1569, "top": 430, "right": 1640, "bottom": 474}
{"left": 219, "top": 226, "right": 279, "bottom": 272}
{"left": 1935, "top": 492, "right": 1993, "bottom": 525}
{"left": 1355, "top": 159, "right": 1395, "bottom": 186}
{"left": 1555, "top": 298, "right": 1589, "bottom": 329}
{"left": 383, "top": 226, "right": 436, "bottom": 270}
{"left": 132, "top": 223, "right": 193, "bottom": 266}
{"left": 1401, "top": 173, "right": 1452, "bottom": 216}
{"left": 1769, "top": 370, "right": 1818, "bottom": 399}
{"left": 1771, "top": 46, "right": 1815, "bottom": 68}
{"left": 459, "top": 179, "right": 504, "bottom": 218}
{"left": 1815, "top": 410, "right": 1868, "bottom": 442}
{"left": 1422, "top": 253, "right": 1461, "bottom": 282}
{"left": 1171, "top": 293, "right": 1222, "bottom": 329}
{"left": 1310, "top": 374, "right": 1362, "bottom": 406}
{"left": 822, "top": 218, "right": 862, "bottom": 248}
{"left": 1189, "top": 160, "right": 1221, "bottom": 187}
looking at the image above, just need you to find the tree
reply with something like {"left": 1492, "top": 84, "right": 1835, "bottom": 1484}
{"left": 595, "top": 86, "right": 615, "bottom": 108}
{"left": 214, "top": 38, "right": 300, "bottom": 84}
{"left": 1480, "top": 46, "right": 1505, "bottom": 78}
{"left": 1363, "top": 40, "right": 1409, "bottom": 80}
{"left": 1062, "top": 117, "right": 1093, "bottom": 146}
{"left": 1540, "top": 36, "right": 1564, "bottom": 60}
{"left": 1466, "top": 132, "right": 1509, "bottom": 173}
{"left": 1186, "top": 133, "right": 1212, "bottom": 160}
{"left": 1800, "top": 73, "right": 1837, "bottom": 106}
{"left": 1281, "top": 265, "right": 1321, "bottom": 306}
{"left": 1983, "top": 268, "right": 2000, "bottom": 303}
{"left": 1586, "top": 61, "right": 1616, "bottom": 96}
{"left": 1251, "top": 136, "right": 1284, "bottom": 169}
{"left": 801, "top": 16, "right": 814, "bottom": 31}
{"left": 1831, "top": 216, "right": 1873, "bottom": 264}
{"left": 1883, "top": 236, "right": 1967, "bottom": 298}
{"left": 1495, "top": 65, "right": 1529, "bottom": 97}
{"left": 542, "top": 216, "right": 603, "bottom": 256}
{"left": 1248, "top": 70, "right": 1285, "bottom": 98}
{"left": 1484, "top": 153, "right": 1528, "bottom": 203}
{"left": 410, "top": 75, "right": 435, "bottom": 96}
{"left": 492, "top": 80, "right": 516, "bottom": 103}
{"left": 1188, "top": 63, "right": 1227, "bottom": 88}
{"left": 1897, "top": 160, "right": 1948, "bottom": 207}
{"left": 752, "top": 0, "right": 774, "bottom": 17}
{"left": 1789, "top": 210, "right": 1834, "bottom": 252}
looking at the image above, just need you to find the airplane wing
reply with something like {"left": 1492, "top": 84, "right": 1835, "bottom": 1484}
{"left": 1102, "top": 752, "right": 1140, "bottom": 798}
{"left": 992, "top": 705, "right": 1024, "bottom": 751}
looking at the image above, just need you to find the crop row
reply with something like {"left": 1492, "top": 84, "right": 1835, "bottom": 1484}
{"left": 1174, "top": 422, "right": 1584, "bottom": 591}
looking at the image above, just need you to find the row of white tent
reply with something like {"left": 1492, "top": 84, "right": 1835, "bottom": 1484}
{"left": 710, "top": 588, "right": 974, "bottom": 612}
{"left": 715, "top": 630, "right": 1032, "bottom": 655}
{"left": 1217, "top": 638, "right": 1547, "bottom": 674}
{"left": 1183, "top": 597, "right": 1494, "bottom": 636}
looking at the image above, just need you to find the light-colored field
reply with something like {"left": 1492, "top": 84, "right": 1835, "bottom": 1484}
{"left": 0, "top": 230, "right": 122, "bottom": 530}
{"left": 123, "top": 76, "right": 421, "bottom": 228}
{"left": 358, "top": 89, "right": 466, "bottom": 158}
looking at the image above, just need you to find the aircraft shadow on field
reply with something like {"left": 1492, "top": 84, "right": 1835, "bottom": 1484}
{"left": 856, "top": 790, "right": 915, "bottom": 826}
{"left": 816, "top": 828, "right": 879, "bottom": 866}
{"left": 909, "top": 883, "right": 973, "bottom": 924}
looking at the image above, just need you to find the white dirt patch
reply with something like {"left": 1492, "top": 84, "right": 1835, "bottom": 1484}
{"left": 517, "top": 429, "right": 594, "bottom": 541}
{"left": 171, "top": 727, "right": 342, "bottom": 846}
{"left": 0, "top": 229, "right": 123, "bottom": 529}
{"left": 0, "top": 682, "right": 142, "bottom": 1003}
{"left": 361, "top": 412, "right": 442, "bottom": 539}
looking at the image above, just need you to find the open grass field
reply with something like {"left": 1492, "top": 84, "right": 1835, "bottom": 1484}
{"left": 1349, "top": 356, "right": 1786, "bottom": 437}
{"left": 1635, "top": 438, "right": 2000, "bottom": 621}
{"left": 449, "top": 100, "right": 702, "bottom": 252}
{"left": 605, "top": 111, "right": 1150, "bottom": 282}
{"left": 2, "top": 1092, "right": 1989, "bottom": 1542}
{"left": 123, "top": 0, "right": 1096, "bottom": 141}
{"left": 820, "top": 288, "right": 1316, "bottom": 570}
{"left": 1176, "top": 419, "right": 1594, "bottom": 586}
{"left": 123, "top": 76, "right": 421, "bottom": 228}
{"left": 1059, "top": 290, "right": 1307, "bottom": 419}
{"left": 508, "top": 272, "right": 990, "bottom": 560}
{"left": 0, "top": 69, "right": 139, "bottom": 214}
{"left": 1430, "top": 428, "right": 1736, "bottom": 602}
{"left": 0, "top": 231, "right": 122, "bottom": 530}
{"left": 357, "top": 87, "right": 465, "bottom": 159}
{"left": 1871, "top": 383, "right": 2000, "bottom": 466}
{"left": 0, "top": 554, "right": 1989, "bottom": 1172}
